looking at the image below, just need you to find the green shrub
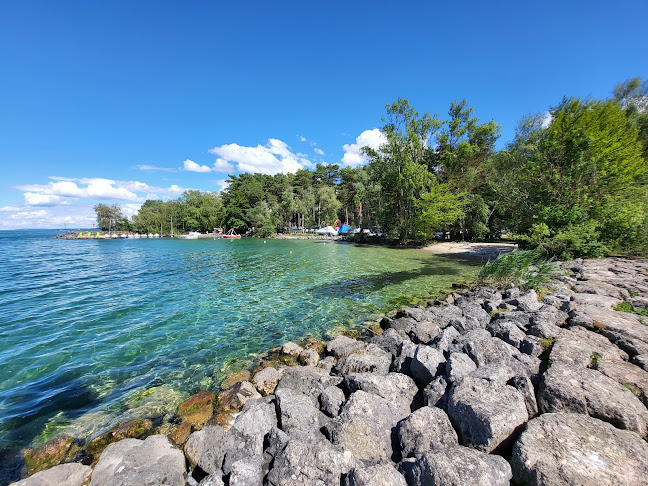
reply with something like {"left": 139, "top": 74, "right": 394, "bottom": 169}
{"left": 477, "top": 250, "right": 558, "bottom": 291}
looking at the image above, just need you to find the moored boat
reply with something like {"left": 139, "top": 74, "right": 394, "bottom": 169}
{"left": 222, "top": 228, "right": 241, "bottom": 239}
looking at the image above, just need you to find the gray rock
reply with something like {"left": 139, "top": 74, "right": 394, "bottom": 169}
{"left": 520, "top": 335, "right": 544, "bottom": 357}
{"left": 90, "top": 435, "right": 185, "bottom": 486}
{"left": 229, "top": 459, "right": 264, "bottom": 486}
{"left": 275, "top": 366, "right": 329, "bottom": 398}
{"left": 343, "top": 464, "right": 407, "bottom": 486}
{"left": 422, "top": 377, "right": 447, "bottom": 408}
{"left": 198, "top": 474, "right": 225, "bottom": 486}
{"left": 233, "top": 397, "right": 277, "bottom": 437}
{"left": 219, "top": 381, "right": 262, "bottom": 410}
{"left": 370, "top": 328, "right": 409, "bottom": 357}
{"left": 445, "top": 352, "right": 476, "bottom": 382}
{"left": 326, "top": 335, "right": 366, "bottom": 358}
{"left": 404, "top": 446, "right": 512, "bottom": 486}
{"left": 409, "top": 345, "right": 445, "bottom": 387}
{"left": 447, "top": 377, "right": 528, "bottom": 452}
{"left": 487, "top": 319, "right": 527, "bottom": 348}
{"left": 538, "top": 362, "right": 648, "bottom": 435}
{"left": 12, "top": 463, "right": 91, "bottom": 486}
{"left": 398, "top": 307, "right": 432, "bottom": 322}
{"left": 299, "top": 348, "right": 320, "bottom": 366}
{"left": 386, "top": 317, "right": 418, "bottom": 335}
{"left": 319, "top": 385, "right": 345, "bottom": 417}
{"left": 335, "top": 344, "right": 391, "bottom": 375}
{"left": 468, "top": 364, "right": 517, "bottom": 385}
{"left": 325, "top": 390, "right": 407, "bottom": 463}
{"left": 503, "top": 287, "right": 520, "bottom": 299}
{"left": 430, "top": 325, "right": 460, "bottom": 355}
{"left": 282, "top": 342, "right": 303, "bottom": 356}
{"left": 548, "top": 326, "right": 627, "bottom": 368}
{"left": 266, "top": 436, "right": 356, "bottom": 486}
{"left": 252, "top": 366, "right": 284, "bottom": 396}
{"left": 392, "top": 340, "right": 417, "bottom": 375}
{"left": 530, "top": 306, "right": 569, "bottom": 326}
{"left": 184, "top": 426, "right": 225, "bottom": 468}
{"left": 508, "top": 374, "right": 538, "bottom": 417}
{"left": 408, "top": 321, "right": 441, "bottom": 344}
{"left": 316, "top": 356, "right": 336, "bottom": 372}
{"left": 275, "top": 388, "right": 322, "bottom": 437}
{"left": 198, "top": 427, "right": 263, "bottom": 476}
{"left": 596, "top": 358, "right": 648, "bottom": 407}
{"left": 572, "top": 292, "right": 622, "bottom": 309}
{"left": 397, "top": 406, "right": 458, "bottom": 458}
{"left": 508, "top": 289, "right": 542, "bottom": 312}
{"left": 344, "top": 372, "right": 418, "bottom": 414}
{"left": 526, "top": 321, "right": 562, "bottom": 339}
{"left": 457, "top": 301, "right": 491, "bottom": 328}
{"left": 511, "top": 413, "right": 648, "bottom": 486}
{"left": 264, "top": 427, "right": 290, "bottom": 460}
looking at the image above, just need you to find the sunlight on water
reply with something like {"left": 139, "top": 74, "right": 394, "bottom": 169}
{"left": 0, "top": 230, "right": 478, "bottom": 448}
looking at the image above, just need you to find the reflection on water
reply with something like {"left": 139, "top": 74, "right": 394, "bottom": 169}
{"left": 0, "top": 231, "right": 477, "bottom": 449}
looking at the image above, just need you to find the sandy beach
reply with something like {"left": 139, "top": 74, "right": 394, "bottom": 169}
{"left": 422, "top": 241, "right": 518, "bottom": 262}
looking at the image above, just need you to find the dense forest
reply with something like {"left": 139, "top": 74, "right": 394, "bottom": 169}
{"left": 96, "top": 78, "right": 648, "bottom": 259}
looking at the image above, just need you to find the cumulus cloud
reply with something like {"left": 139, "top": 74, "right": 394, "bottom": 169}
{"left": 297, "top": 135, "right": 307, "bottom": 142}
{"left": 208, "top": 138, "right": 312, "bottom": 175}
{"left": 24, "top": 193, "right": 63, "bottom": 206}
{"left": 213, "top": 158, "right": 235, "bottom": 173}
{"left": 341, "top": 129, "right": 387, "bottom": 167}
{"left": 183, "top": 159, "right": 213, "bottom": 173}
{"left": 314, "top": 148, "right": 325, "bottom": 156}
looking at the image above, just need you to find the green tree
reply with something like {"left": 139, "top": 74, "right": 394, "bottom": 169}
{"left": 94, "top": 203, "right": 125, "bottom": 231}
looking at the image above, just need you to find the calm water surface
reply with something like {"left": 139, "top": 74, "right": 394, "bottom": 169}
{"left": 0, "top": 230, "right": 478, "bottom": 449}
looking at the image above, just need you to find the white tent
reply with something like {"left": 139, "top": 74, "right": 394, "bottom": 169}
{"left": 316, "top": 226, "right": 338, "bottom": 236}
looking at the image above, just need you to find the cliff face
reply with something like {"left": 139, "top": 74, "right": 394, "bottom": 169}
{"left": 13, "top": 258, "right": 648, "bottom": 486}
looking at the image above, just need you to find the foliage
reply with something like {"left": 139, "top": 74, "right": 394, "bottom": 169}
{"left": 94, "top": 203, "right": 129, "bottom": 231}
{"left": 477, "top": 250, "right": 558, "bottom": 290}
{"left": 615, "top": 301, "right": 648, "bottom": 316}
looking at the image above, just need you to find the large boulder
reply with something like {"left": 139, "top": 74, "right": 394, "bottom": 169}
{"left": 343, "top": 464, "right": 407, "bottom": 486}
{"left": 507, "top": 290, "right": 542, "bottom": 312}
{"left": 325, "top": 390, "right": 407, "bottom": 464}
{"left": 548, "top": 326, "right": 628, "bottom": 368}
{"left": 401, "top": 446, "right": 512, "bottom": 486}
{"left": 251, "top": 366, "right": 284, "bottom": 396}
{"left": 184, "top": 426, "right": 225, "bottom": 468}
{"left": 445, "top": 352, "right": 476, "bottom": 383}
{"left": 12, "top": 463, "right": 91, "bottom": 486}
{"left": 217, "top": 381, "right": 261, "bottom": 412}
{"left": 538, "top": 362, "right": 648, "bottom": 435}
{"left": 275, "top": 388, "right": 324, "bottom": 438}
{"left": 274, "top": 366, "right": 329, "bottom": 398}
{"left": 397, "top": 406, "right": 458, "bottom": 458}
{"left": 511, "top": 413, "right": 648, "bottom": 486}
{"left": 408, "top": 321, "right": 441, "bottom": 344}
{"left": 335, "top": 344, "right": 391, "bottom": 375}
{"left": 198, "top": 398, "right": 276, "bottom": 476}
{"left": 409, "top": 345, "right": 445, "bottom": 387}
{"left": 370, "top": 328, "right": 409, "bottom": 357}
{"left": 486, "top": 319, "right": 527, "bottom": 349}
{"left": 319, "top": 385, "right": 345, "bottom": 417}
{"left": 266, "top": 436, "right": 356, "bottom": 486}
{"left": 343, "top": 372, "right": 418, "bottom": 414}
{"left": 446, "top": 376, "right": 528, "bottom": 452}
{"left": 228, "top": 458, "right": 264, "bottom": 486}
{"left": 327, "top": 335, "right": 366, "bottom": 359}
{"left": 90, "top": 435, "right": 185, "bottom": 486}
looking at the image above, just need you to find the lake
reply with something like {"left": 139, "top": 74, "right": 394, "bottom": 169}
{"left": 0, "top": 230, "right": 478, "bottom": 449}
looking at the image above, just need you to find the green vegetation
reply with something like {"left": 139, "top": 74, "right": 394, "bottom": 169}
{"left": 539, "top": 336, "right": 555, "bottom": 363}
{"left": 101, "top": 77, "right": 648, "bottom": 257}
{"left": 477, "top": 250, "right": 557, "bottom": 290}
{"left": 621, "top": 381, "right": 638, "bottom": 395}
{"left": 615, "top": 301, "right": 648, "bottom": 316}
{"left": 590, "top": 352, "right": 601, "bottom": 368}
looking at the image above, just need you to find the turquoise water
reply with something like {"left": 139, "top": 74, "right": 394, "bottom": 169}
{"left": 0, "top": 230, "right": 477, "bottom": 449}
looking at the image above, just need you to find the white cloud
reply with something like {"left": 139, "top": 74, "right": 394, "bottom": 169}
{"left": 213, "top": 158, "right": 235, "bottom": 173}
{"left": 0, "top": 206, "right": 21, "bottom": 212}
{"left": 209, "top": 138, "right": 311, "bottom": 175}
{"left": 297, "top": 135, "right": 307, "bottom": 142}
{"left": 135, "top": 164, "right": 176, "bottom": 172}
{"left": 183, "top": 159, "right": 213, "bottom": 173}
{"left": 341, "top": 129, "right": 387, "bottom": 167}
{"left": 314, "top": 148, "right": 325, "bottom": 156}
{"left": 121, "top": 203, "right": 143, "bottom": 217}
{"left": 541, "top": 112, "right": 552, "bottom": 129}
{"left": 24, "top": 192, "right": 63, "bottom": 206}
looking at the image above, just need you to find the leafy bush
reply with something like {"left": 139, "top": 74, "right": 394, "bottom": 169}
{"left": 477, "top": 250, "right": 558, "bottom": 290}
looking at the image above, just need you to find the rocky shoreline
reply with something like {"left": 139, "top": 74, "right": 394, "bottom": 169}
{"left": 9, "top": 258, "right": 648, "bottom": 486}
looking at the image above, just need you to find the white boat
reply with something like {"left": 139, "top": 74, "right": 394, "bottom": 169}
{"left": 111, "top": 233, "right": 119, "bottom": 238}
{"left": 153, "top": 233, "right": 160, "bottom": 238}
{"left": 181, "top": 231, "right": 201, "bottom": 239}
{"left": 316, "top": 226, "right": 338, "bottom": 236}
{"left": 134, "top": 234, "right": 141, "bottom": 238}
{"left": 120, "top": 233, "right": 128, "bottom": 238}
{"left": 147, "top": 233, "right": 154, "bottom": 238}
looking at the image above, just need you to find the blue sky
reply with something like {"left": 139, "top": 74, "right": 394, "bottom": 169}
{"left": 1, "top": 0, "right": 647, "bottom": 228}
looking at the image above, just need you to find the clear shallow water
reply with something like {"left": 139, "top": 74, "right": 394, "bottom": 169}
{"left": 0, "top": 230, "right": 478, "bottom": 449}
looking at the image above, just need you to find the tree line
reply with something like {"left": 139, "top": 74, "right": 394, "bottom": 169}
{"left": 97, "top": 77, "right": 648, "bottom": 258}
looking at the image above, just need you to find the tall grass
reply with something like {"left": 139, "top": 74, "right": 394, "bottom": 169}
{"left": 477, "top": 250, "right": 558, "bottom": 291}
